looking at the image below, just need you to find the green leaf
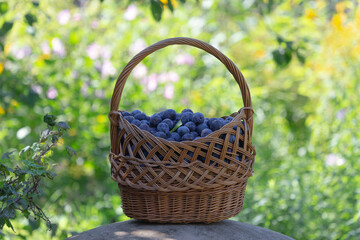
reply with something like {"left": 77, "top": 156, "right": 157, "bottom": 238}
{"left": 56, "top": 121, "right": 70, "bottom": 130}
{"left": 43, "top": 114, "right": 56, "bottom": 127}
{"left": 296, "top": 48, "right": 306, "bottom": 64}
{"left": 170, "top": 120, "right": 182, "bottom": 133}
{"left": 23, "top": 210, "right": 30, "bottom": 219}
{"left": 179, "top": 0, "right": 186, "bottom": 3}
{"left": 51, "top": 135, "right": 58, "bottom": 143}
{"left": 65, "top": 146, "right": 77, "bottom": 157}
{"left": 31, "top": 2, "right": 39, "bottom": 7}
{"left": 24, "top": 13, "right": 37, "bottom": 26}
{"left": 40, "top": 129, "right": 50, "bottom": 142}
{"left": 151, "top": 0, "right": 163, "bottom": 22}
{"left": 0, "top": 2, "right": 9, "bottom": 15}
{"left": 19, "top": 146, "right": 31, "bottom": 158}
{"left": 5, "top": 218, "right": 14, "bottom": 231}
{"left": 168, "top": 0, "right": 174, "bottom": 12}
{"left": 0, "top": 21, "right": 13, "bottom": 37}
{"left": 1, "top": 151, "right": 14, "bottom": 160}
{"left": 272, "top": 48, "right": 292, "bottom": 68}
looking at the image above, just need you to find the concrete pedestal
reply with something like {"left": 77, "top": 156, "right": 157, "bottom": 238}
{"left": 66, "top": 220, "right": 294, "bottom": 240}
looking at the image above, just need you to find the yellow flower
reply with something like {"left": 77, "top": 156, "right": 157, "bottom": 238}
{"left": 58, "top": 138, "right": 64, "bottom": 146}
{"left": 331, "top": 13, "right": 345, "bottom": 30}
{"left": 38, "top": 53, "right": 51, "bottom": 61}
{"left": 96, "top": 114, "right": 107, "bottom": 124}
{"left": 305, "top": 9, "right": 316, "bottom": 20}
{"left": 254, "top": 50, "right": 266, "bottom": 59}
{"left": 0, "top": 106, "right": 5, "bottom": 115}
{"left": 69, "top": 128, "right": 76, "bottom": 136}
{"left": 10, "top": 100, "right": 19, "bottom": 107}
{"left": 160, "top": 0, "right": 178, "bottom": 8}
{"left": 0, "top": 63, "right": 3, "bottom": 74}
{"left": 4, "top": 43, "right": 11, "bottom": 54}
{"left": 335, "top": 2, "right": 346, "bottom": 13}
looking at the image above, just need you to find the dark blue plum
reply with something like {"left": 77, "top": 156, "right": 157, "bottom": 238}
{"left": 162, "top": 109, "right": 177, "bottom": 120}
{"left": 154, "top": 132, "right": 167, "bottom": 139}
{"left": 157, "top": 123, "right": 170, "bottom": 134}
{"left": 139, "top": 124, "right": 150, "bottom": 131}
{"left": 190, "top": 132, "right": 199, "bottom": 139}
{"left": 204, "top": 118, "right": 209, "bottom": 125}
{"left": 180, "top": 112, "right": 193, "bottom": 124}
{"left": 131, "top": 110, "right": 141, "bottom": 116}
{"left": 196, "top": 123, "right": 208, "bottom": 134}
{"left": 185, "top": 121, "right": 196, "bottom": 132}
{"left": 201, "top": 128, "right": 213, "bottom": 137}
{"left": 134, "top": 113, "right": 147, "bottom": 121}
{"left": 150, "top": 113, "right": 162, "bottom": 127}
{"left": 181, "top": 133, "right": 194, "bottom": 141}
{"left": 208, "top": 118, "right": 217, "bottom": 126}
{"left": 140, "top": 120, "right": 149, "bottom": 125}
{"left": 121, "top": 111, "right": 131, "bottom": 116}
{"left": 229, "top": 135, "right": 236, "bottom": 143}
{"left": 175, "top": 113, "right": 181, "bottom": 122}
{"left": 149, "top": 128, "right": 157, "bottom": 134}
{"left": 181, "top": 109, "right": 193, "bottom": 114}
{"left": 124, "top": 116, "right": 134, "bottom": 123}
{"left": 193, "top": 112, "right": 204, "bottom": 124}
{"left": 210, "top": 119, "right": 222, "bottom": 131}
{"left": 146, "top": 116, "right": 150, "bottom": 121}
{"left": 162, "top": 119, "right": 174, "bottom": 129}
{"left": 132, "top": 119, "right": 141, "bottom": 127}
{"left": 233, "top": 125, "right": 244, "bottom": 135}
{"left": 225, "top": 116, "right": 233, "bottom": 123}
{"left": 167, "top": 138, "right": 175, "bottom": 141}
{"left": 177, "top": 126, "right": 190, "bottom": 136}
{"left": 170, "top": 132, "right": 181, "bottom": 142}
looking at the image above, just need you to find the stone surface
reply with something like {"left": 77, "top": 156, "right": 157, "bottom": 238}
{"left": 66, "top": 220, "right": 295, "bottom": 240}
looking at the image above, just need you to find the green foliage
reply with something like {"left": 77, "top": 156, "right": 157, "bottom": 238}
{"left": 0, "top": 0, "right": 359, "bottom": 239}
{"left": 0, "top": 115, "right": 75, "bottom": 233}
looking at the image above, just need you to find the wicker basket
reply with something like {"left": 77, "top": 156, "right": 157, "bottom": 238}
{"left": 108, "top": 37, "right": 256, "bottom": 223}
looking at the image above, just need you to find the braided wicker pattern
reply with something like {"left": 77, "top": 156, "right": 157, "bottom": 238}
{"left": 109, "top": 37, "right": 256, "bottom": 223}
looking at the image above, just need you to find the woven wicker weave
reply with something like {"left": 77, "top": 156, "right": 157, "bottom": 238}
{"left": 108, "top": 37, "right": 256, "bottom": 223}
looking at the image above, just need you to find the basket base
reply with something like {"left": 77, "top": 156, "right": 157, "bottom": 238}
{"left": 118, "top": 181, "right": 248, "bottom": 224}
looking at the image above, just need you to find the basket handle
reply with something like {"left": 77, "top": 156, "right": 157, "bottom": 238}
{"left": 110, "top": 37, "right": 253, "bottom": 130}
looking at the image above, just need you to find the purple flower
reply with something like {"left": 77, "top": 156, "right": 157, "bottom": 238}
{"left": 14, "top": 46, "right": 32, "bottom": 59}
{"left": 175, "top": 53, "right": 195, "bottom": 66}
{"left": 51, "top": 38, "right": 66, "bottom": 57}
{"left": 142, "top": 74, "right": 158, "bottom": 92}
{"left": 86, "top": 43, "right": 101, "bottom": 60}
{"left": 167, "top": 71, "right": 180, "bottom": 82}
{"left": 95, "top": 89, "right": 105, "bottom": 99}
{"left": 326, "top": 154, "right": 345, "bottom": 166}
{"left": 164, "top": 84, "right": 174, "bottom": 99}
{"left": 46, "top": 87, "right": 58, "bottom": 99}
{"left": 336, "top": 108, "right": 346, "bottom": 120}
{"left": 124, "top": 4, "right": 138, "bottom": 21}
{"left": 81, "top": 81, "right": 90, "bottom": 97}
{"left": 101, "top": 47, "right": 112, "bottom": 60}
{"left": 41, "top": 42, "right": 51, "bottom": 55}
{"left": 158, "top": 73, "right": 168, "bottom": 83}
{"left": 129, "top": 39, "right": 147, "bottom": 55}
{"left": 31, "top": 85, "right": 43, "bottom": 94}
{"left": 57, "top": 10, "right": 71, "bottom": 25}
{"left": 101, "top": 60, "right": 116, "bottom": 78}
{"left": 73, "top": 13, "right": 82, "bottom": 21}
{"left": 133, "top": 64, "right": 147, "bottom": 79}
{"left": 91, "top": 20, "right": 99, "bottom": 29}
{"left": 158, "top": 72, "right": 179, "bottom": 83}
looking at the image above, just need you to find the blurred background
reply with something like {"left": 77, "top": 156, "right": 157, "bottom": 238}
{"left": 0, "top": 0, "right": 359, "bottom": 239}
